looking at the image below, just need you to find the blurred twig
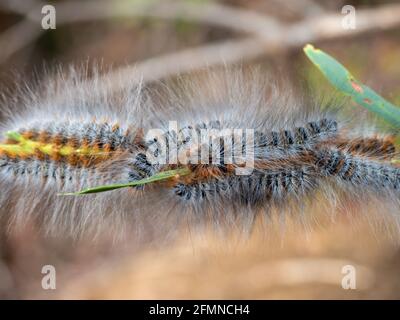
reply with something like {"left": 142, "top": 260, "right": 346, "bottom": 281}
{"left": 0, "top": 0, "right": 285, "bottom": 63}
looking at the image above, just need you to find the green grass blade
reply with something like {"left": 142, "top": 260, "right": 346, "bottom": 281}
{"left": 59, "top": 167, "right": 191, "bottom": 195}
{"left": 304, "top": 44, "right": 400, "bottom": 127}
{"left": 6, "top": 131, "right": 24, "bottom": 142}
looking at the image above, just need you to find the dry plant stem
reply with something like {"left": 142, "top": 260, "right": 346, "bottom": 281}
{"left": 0, "top": 0, "right": 400, "bottom": 84}
{"left": 1, "top": 0, "right": 283, "bottom": 36}
{"left": 0, "top": 0, "right": 284, "bottom": 64}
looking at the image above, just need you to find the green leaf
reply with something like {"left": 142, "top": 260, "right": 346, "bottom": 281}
{"left": 59, "top": 167, "right": 191, "bottom": 196}
{"left": 303, "top": 44, "right": 400, "bottom": 127}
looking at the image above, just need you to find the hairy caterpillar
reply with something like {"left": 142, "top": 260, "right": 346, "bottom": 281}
{"left": 0, "top": 67, "right": 399, "bottom": 240}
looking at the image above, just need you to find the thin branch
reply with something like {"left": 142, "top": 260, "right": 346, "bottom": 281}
{"left": 0, "top": 1, "right": 44, "bottom": 63}
{"left": 1, "top": 0, "right": 283, "bottom": 37}
{"left": 0, "top": 18, "right": 42, "bottom": 63}
{"left": 0, "top": 0, "right": 400, "bottom": 89}
{"left": 0, "top": 0, "right": 283, "bottom": 63}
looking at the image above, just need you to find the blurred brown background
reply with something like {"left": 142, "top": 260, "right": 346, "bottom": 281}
{"left": 0, "top": 0, "right": 400, "bottom": 299}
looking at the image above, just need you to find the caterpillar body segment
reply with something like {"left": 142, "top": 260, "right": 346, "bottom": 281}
{"left": 254, "top": 118, "right": 338, "bottom": 149}
{"left": 145, "top": 118, "right": 338, "bottom": 163}
{"left": 2, "top": 118, "right": 399, "bottom": 200}
{"left": 315, "top": 149, "right": 400, "bottom": 189}
{"left": 333, "top": 136, "right": 397, "bottom": 160}
{"left": 173, "top": 166, "right": 317, "bottom": 205}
